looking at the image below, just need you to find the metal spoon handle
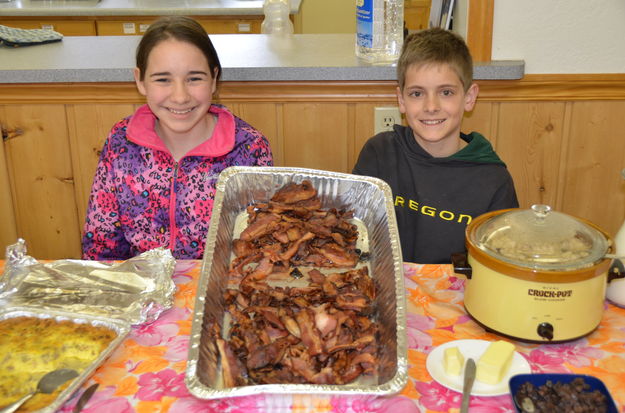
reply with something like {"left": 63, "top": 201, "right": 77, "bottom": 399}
{"left": 0, "top": 391, "right": 36, "bottom": 413}
{"left": 460, "top": 358, "right": 476, "bottom": 413}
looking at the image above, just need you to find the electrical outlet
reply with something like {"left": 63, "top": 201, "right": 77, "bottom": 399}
{"left": 374, "top": 107, "right": 402, "bottom": 134}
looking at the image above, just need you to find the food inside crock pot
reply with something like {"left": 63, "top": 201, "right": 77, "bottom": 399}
{"left": 514, "top": 377, "right": 609, "bottom": 412}
{"left": 208, "top": 180, "right": 377, "bottom": 386}
{"left": 484, "top": 230, "right": 593, "bottom": 263}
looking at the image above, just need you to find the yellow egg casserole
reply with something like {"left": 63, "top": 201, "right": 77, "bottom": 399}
{"left": 0, "top": 316, "right": 117, "bottom": 412}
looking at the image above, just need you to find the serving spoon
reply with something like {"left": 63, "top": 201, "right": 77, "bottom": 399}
{"left": 0, "top": 368, "right": 79, "bottom": 413}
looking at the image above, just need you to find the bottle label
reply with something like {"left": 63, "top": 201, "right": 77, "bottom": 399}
{"left": 356, "top": 0, "right": 374, "bottom": 48}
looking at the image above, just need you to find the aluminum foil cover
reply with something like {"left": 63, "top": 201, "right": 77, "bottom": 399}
{"left": 0, "top": 240, "right": 176, "bottom": 325}
{"left": 185, "top": 166, "right": 407, "bottom": 398}
{"left": 0, "top": 306, "right": 129, "bottom": 413}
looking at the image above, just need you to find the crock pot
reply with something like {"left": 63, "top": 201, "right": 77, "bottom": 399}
{"left": 455, "top": 204, "right": 615, "bottom": 343}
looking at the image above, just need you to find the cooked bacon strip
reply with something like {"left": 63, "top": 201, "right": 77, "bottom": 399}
{"left": 295, "top": 309, "right": 324, "bottom": 356}
{"left": 271, "top": 180, "right": 317, "bottom": 203}
{"left": 216, "top": 338, "right": 248, "bottom": 387}
{"left": 240, "top": 212, "right": 281, "bottom": 241}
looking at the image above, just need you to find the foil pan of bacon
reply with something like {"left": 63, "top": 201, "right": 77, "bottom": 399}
{"left": 185, "top": 166, "right": 407, "bottom": 398}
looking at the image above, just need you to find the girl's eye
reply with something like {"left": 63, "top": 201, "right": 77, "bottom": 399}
{"left": 188, "top": 77, "right": 204, "bottom": 82}
{"left": 154, "top": 78, "right": 170, "bottom": 83}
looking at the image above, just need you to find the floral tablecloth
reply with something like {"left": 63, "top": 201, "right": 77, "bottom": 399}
{"left": 5, "top": 260, "right": 624, "bottom": 413}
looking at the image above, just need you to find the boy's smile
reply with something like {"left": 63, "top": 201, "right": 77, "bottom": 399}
{"left": 397, "top": 63, "right": 478, "bottom": 157}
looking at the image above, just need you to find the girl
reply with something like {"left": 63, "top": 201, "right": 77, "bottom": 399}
{"left": 82, "top": 16, "right": 273, "bottom": 260}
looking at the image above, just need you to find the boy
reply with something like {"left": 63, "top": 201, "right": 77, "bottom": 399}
{"left": 352, "top": 28, "right": 518, "bottom": 264}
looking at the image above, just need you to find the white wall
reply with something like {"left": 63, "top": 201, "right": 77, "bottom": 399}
{"left": 491, "top": 0, "right": 625, "bottom": 74}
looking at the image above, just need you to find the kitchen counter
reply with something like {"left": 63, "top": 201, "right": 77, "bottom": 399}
{"left": 0, "top": 34, "right": 524, "bottom": 83}
{"left": 0, "top": 0, "right": 302, "bottom": 16}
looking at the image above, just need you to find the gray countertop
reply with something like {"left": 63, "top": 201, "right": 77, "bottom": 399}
{"left": 0, "top": 34, "right": 525, "bottom": 83}
{"left": 0, "top": 0, "right": 302, "bottom": 16}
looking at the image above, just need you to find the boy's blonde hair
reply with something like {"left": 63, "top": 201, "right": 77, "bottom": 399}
{"left": 397, "top": 28, "right": 473, "bottom": 92}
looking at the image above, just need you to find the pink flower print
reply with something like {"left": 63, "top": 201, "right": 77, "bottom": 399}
{"left": 406, "top": 313, "right": 434, "bottom": 350}
{"left": 164, "top": 335, "right": 189, "bottom": 362}
{"left": 529, "top": 343, "right": 603, "bottom": 372}
{"left": 414, "top": 380, "right": 461, "bottom": 412}
{"left": 59, "top": 386, "right": 134, "bottom": 413}
{"left": 131, "top": 307, "right": 188, "bottom": 346}
{"left": 525, "top": 348, "right": 570, "bottom": 373}
{"left": 466, "top": 395, "right": 516, "bottom": 413}
{"left": 170, "top": 394, "right": 266, "bottom": 413}
{"left": 447, "top": 275, "right": 466, "bottom": 291}
{"left": 173, "top": 260, "right": 196, "bottom": 281}
{"left": 137, "top": 369, "right": 190, "bottom": 401}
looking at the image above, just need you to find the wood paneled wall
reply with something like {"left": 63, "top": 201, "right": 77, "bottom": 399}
{"left": 1, "top": 75, "right": 624, "bottom": 259}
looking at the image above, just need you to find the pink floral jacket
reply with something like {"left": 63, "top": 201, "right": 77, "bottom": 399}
{"left": 82, "top": 104, "right": 273, "bottom": 260}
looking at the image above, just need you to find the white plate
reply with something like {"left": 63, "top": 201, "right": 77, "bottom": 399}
{"left": 426, "top": 339, "right": 531, "bottom": 396}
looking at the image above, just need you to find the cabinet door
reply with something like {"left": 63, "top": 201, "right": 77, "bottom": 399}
{"left": 1, "top": 104, "right": 82, "bottom": 259}
{"left": 97, "top": 17, "right": 262, "bottom": 36}
{"left": 197, "top": 18, "right": 263, "bottom": 34}
{"left": 67, "top": 103, "right": 138, "bottom": 230}
{"left": 96, "top": 19, "right": 157, "bottom": 36}
{"left": 404, "top": 0, "right": 431, "bottom": 31}
{"left": 0, "top": 19, "right": 96, "bottom": 36}
{"left": 0, "top": 112, "right": 18, "bottom": 252}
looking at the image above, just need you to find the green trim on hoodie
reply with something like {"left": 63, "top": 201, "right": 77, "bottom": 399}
{"left": 450, "top": 132, "right": 506, "bottom": 165}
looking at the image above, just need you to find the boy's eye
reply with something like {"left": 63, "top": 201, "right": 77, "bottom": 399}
{"left": 154, "top": 78, "right": 170, "bottom": 83}
{"left": 188, "top": 76, "right": 205, "bottom": 82}
{"left": 441, "top": 89, "right": 455, "bottom": 96}
{"left": 409, "top": 90, "right": 422, "bottom": 97}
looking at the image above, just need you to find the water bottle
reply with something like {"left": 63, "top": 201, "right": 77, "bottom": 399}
{"left": 261, "top": 0, "right": 294, "bottom": 35}
{"left": 356, "top": 0, "right": 404, "bottom": 63}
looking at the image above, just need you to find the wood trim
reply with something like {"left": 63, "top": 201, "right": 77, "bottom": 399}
{"left": 477, "top": 74, "right": 625, "bottom": 101}
{"left": 2, "top": 74, "right": 625, "bottom": 105}
{"left": 466, "top": 0, "right": 494, "bottom": 62}
{"left": 0, "top": 82, "right": 398, "bottom": 104}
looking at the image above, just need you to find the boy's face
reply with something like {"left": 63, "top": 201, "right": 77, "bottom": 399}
{"left": 397, "top": 63, "right": 478, "bottom": 157}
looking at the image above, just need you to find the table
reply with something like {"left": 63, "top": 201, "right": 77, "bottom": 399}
{"left": 4, "top": 260, "right": 625, "bottom": 412}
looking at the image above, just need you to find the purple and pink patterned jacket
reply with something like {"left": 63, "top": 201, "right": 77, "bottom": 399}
{"left": 82, "top": 104, "right": 273, "bottom": 260}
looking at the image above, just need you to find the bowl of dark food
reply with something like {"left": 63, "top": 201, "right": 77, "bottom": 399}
{"left": 185, "top": 166, "right": 407, "bottom": 398}
{"left": 509, "top": 373, "right": 618, "bottom": 413}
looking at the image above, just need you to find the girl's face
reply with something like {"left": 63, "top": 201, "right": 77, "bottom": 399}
{"left": 134, "top": 38, "right": 217, "bottom": 144}
{"left": 397, "top": 63, "right": 478, "bottom": 157}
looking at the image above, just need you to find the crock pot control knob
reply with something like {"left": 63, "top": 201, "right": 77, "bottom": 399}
{"left": 451, "top": 252, "right": 472, "bottom": 279}
{"left": 537, "top": 322, "right": 554, "bottom": 341}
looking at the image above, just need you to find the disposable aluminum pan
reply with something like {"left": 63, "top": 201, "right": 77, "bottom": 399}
{"left": 185, "top": 166, "right": 407, "bottom": 398}
{"left": 0, "top": 306, "right": 129, "bottom": 412}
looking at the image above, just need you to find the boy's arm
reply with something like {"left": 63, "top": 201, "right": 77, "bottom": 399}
{"left": 488, "top": 173, "right": 520, "bottom": 211}
{"left": 81, "top": 137, "right": 131, "bottom": 260}
{"left": 352, "top": 139, "right": 380, "bottom": 177}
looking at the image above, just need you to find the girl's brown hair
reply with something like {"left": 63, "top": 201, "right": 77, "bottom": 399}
{"left": 136, "top": 16, "right": 222, "bottom": 83}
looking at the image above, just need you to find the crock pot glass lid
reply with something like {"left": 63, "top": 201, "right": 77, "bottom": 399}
{"left": 472, "top": 204, "right": 609, "bottom": 270}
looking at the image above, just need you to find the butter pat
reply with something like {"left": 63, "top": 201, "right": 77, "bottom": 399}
{"left": 443, "top": 346, "right": 465, "bottom": 376}
{"left": 476, "top": 340, "right": 515, "bottom": 385}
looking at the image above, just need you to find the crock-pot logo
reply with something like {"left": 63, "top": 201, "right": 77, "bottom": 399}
{"left": 528, "top": 289, "right": 573, "bottom": 298}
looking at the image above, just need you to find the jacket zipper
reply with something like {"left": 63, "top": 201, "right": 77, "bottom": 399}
{"left": 168, "top": 162, "right": 179, "bottom": 251}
